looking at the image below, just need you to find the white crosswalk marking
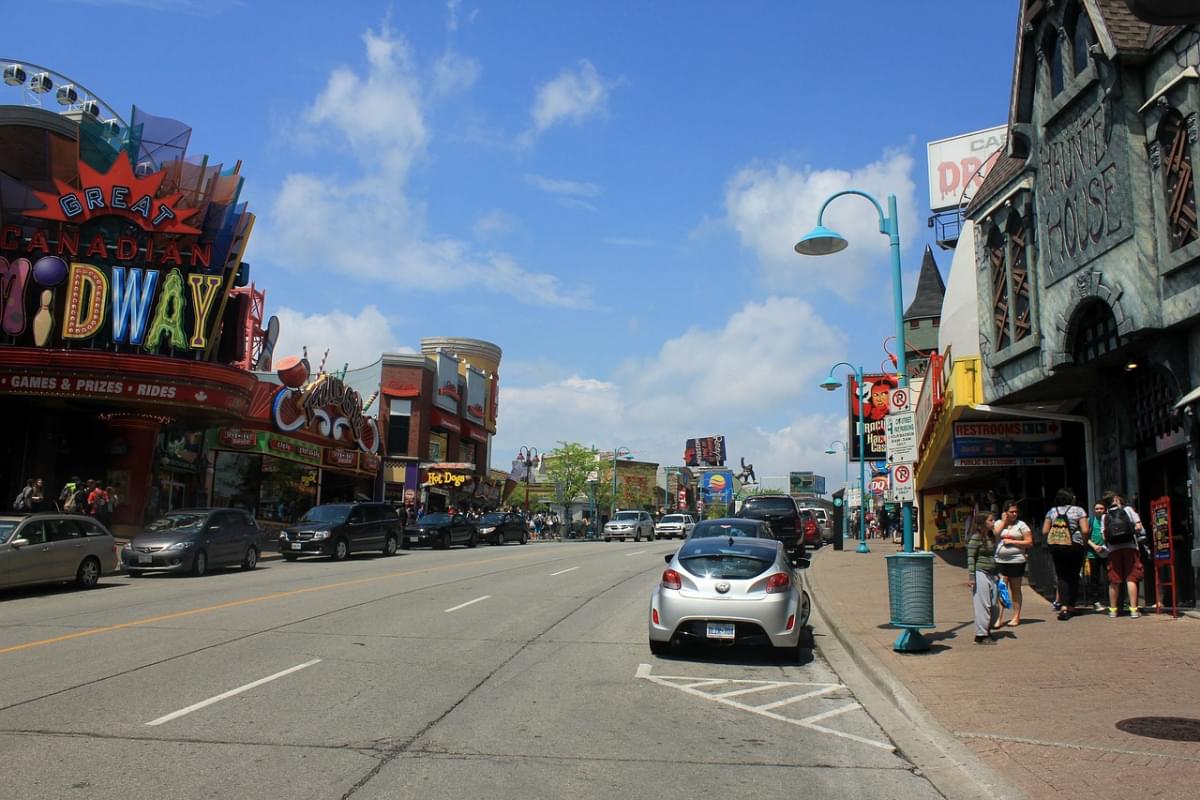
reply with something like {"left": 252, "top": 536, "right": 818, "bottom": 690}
{"left": 635, "top": 663, "right": 892, "bottom": 751}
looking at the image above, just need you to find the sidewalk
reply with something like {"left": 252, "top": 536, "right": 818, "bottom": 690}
{"left": 809, "top": 540, "right": 1200, "bottom": 800}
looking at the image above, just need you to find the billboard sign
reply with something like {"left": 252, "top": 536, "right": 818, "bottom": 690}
{"left": 699, "top": 470, "right": 734, "bottom": 506}
{"left": 926, "top": 125, "right": 1006, "bottom": 212}
{"left": 848, "top": 373, "right": 897, "bottom": 461}
{"left": 789, "top": 471, "right": 826, "bottom": 495}
{"left": 465, "top": 367, "right": 486, "bottom": 423}
{"left": 952, "top": 420, "right": 1064, "bottom": 466}
{"left": 684, "top": 435, "right": 726, "bottom": 467}
{"left": 433, "top": 352, "right": 460, "bottom": 413}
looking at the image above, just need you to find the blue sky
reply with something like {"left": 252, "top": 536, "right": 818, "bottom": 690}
{"left": 16, "top": 0, "right": 1017, "bottom": 485}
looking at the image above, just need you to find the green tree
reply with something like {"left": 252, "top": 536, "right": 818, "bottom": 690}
{"left": 542, "top": 442, "right": 599, "bottom": 521}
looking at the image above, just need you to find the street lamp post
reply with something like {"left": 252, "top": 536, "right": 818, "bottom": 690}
{"left": 610, "top": 446, "right": 632, "bottom": 519}
{"left": 824, "top": 440, "right": 851, "bottom": 549}
{"left": 820, "top": 364, "right": 869, "bottom": 553}
{"left": 518, "top": 445, "right": 539, "bottom": 517}
{"left": 796, "top": 189, "right": 934, "bottom": 653}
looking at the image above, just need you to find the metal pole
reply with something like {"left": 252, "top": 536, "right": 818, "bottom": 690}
{"left": 885, "top": 194, "right": 914, "bottom": 554}
{"left": 843, "top": 444, "right": 849, "bottom": 541}
{"left": 856, "top": 365, "right": 869, "bottom": 554}
{"left": 610, "top": 450, "right": 618, "bottom": 519}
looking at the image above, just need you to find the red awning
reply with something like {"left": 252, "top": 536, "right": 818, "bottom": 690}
{"left": 462, "top": 421, "right": 489, "bottom": 443}
{"left": 429, "top": 408, "right": 461, "bottom": 433}
{"left": 381, "top": 385, "right": 420, "bottom": 398}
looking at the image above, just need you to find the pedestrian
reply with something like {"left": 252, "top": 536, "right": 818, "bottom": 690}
{"left": 29, "top": 478, "right": 48, "bottom": 511}
{"left": 12, "top": 479, "right": 35, "bottom": 511}
{"left": 86, "top": 480, "right": 106, "bottom": 517}
{"left": 1100, "top": 491, "right": 1147, "bottom": 619}
{"left": 103, "top": 485, "right": 119, "bottom": 525}
{"left": 994, "top": 500, "right": 1032, "bottom": 627}
{"left": 1042, "top": 488, "right": 1089, "bottom": 620}
{"left": 1085, "top": 500, "right": 1108, "bottom": 612}
{"left": 58, "top": 476, "right": 80, "bottom": 511}
{"left": 966, "top": 510, "right": 1000, "bottom": 644}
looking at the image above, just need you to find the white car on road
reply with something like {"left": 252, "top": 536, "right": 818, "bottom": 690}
{"left": 604, "top": 510, "right": 655, "bottom": 542}
{"left": 654, "top": 514, "right": 696, "bottom": 540}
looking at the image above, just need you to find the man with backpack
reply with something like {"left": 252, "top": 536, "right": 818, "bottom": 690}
{"left": 1099, "top": 491, "right": 1147, "bottom": 619}
{"left": 59, "top": 476, "right": 81, "bottom": 512}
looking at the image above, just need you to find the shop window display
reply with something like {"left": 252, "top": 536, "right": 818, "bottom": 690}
{"left": 211, "top": 451, "right": 317, "bottom": 523}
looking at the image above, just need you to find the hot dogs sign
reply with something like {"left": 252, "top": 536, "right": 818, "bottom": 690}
{"left": 270, "top": 354, "right": 380, "bottom": 454}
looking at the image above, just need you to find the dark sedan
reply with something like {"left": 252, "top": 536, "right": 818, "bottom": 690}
{"left": 475, "top": 512, "right": 528, "bottom": 546}
{"left": 405, "top": 513, "right": 478, "bottom": 549}
{"left": 686, "top": 518, "right": 776, "bottom": 541}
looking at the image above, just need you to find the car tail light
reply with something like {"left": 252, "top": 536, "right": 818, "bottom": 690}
{"left": 661, "top": 569, "right": 681, "bottom": 590}
{"left": 766, "top": 572, "right": 791, "bottom": 593}
{"left": 786, "top": 613, "right": 796, "bottom": 631}
{"left": 652, "top": 608, "right": 660, "bottom": 625}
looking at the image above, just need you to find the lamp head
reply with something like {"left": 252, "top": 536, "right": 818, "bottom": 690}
{"left": 794, "top": 225, "right": 848, "bottom": 256}
{"left": 824, "top": 447, "right": 837, "bottom": 455}
{"left": 819, "top": 375, "right": 842, "bottom": 392}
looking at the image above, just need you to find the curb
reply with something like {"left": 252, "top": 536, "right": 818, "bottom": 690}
{"left": 807, "top": 545, "right": 1028, "bottom": 800}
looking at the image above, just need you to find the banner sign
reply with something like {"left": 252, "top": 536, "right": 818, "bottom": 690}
{"left": 952, "top": 420, "right": 1064, "bottom": 466}
{"left": 1150, "top": 496, "right": 1173, "bottom": 562}
{"left": 433, "top": 352, "right": 460, "bottom": 413}
{"left": 208, "top": 428, "right": 322, "bottom": 467}
{"left": 789, "top": 472, "right": 826, "bottom": 495}
{"left": 848, "top": 373, "right": 897, "bottom": 461}
{"left": 0, "top": 368, "right": 243, "bottom": 411}
{"left": 465, "top": 367, "right": 486, "bottom": 423}
{"left": 684, "top": 435, "right": 726, "bottom": 467}
{"left": 926, "top": 125, "right": 1006, "bottom": 212}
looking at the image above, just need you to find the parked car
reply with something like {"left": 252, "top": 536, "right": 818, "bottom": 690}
{"left": 799, "top": 506, "right": 833, "bottom": 545}
{"left": 406, "top": 512, "right": 478, "bottom": 549}
{"left": 649, "top": 536, "right": 810, "bottom": 656}
{"left": 686, "top": 518, "right": 775, "bottom": 541}
{"left": 655, "top": 514, "right": 696, "bottom": 540}
{"left": 475, "top": 511, "right": 528, "bottom": 546}
{"left": 0, "top": 513, "right": 118, "bottom": 590}
{"left": 125, "top": 508, "right": 263, "bottom": 577}
{"left": 604, "top": 510, "right": 655, "bottom": 542}
{"left": 279, "top": 502, "right": 401, "bottom": 561}
{"left": 736, "top": 494, "right": 805, "bottom": 556}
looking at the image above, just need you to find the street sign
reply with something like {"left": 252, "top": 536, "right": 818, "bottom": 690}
{"left": 888, "top": 387, "right": 911, "bottom": 414}
{"left": 885, "top": 412, "right": 917, "bottom": 463}
{"left": 891, "top": 462, "right": 915, "bottom": 502}
{"left": 869, "top": 475, "right": 889, "bottom": 496}
{"left": 847, "top": 487, "right": 862, "bottom": 508}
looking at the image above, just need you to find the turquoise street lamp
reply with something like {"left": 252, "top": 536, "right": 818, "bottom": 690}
{"left": 796, "top": 189, "right": 934, "bottom": 653}
{"left": 824, "top": 440, "right": 851, "bottom": 545}
{"left": 610, "top": 446, "right": 633, "bottom": 519}
{"left": 820, "top": 364, "right": 868, "bottom": 553}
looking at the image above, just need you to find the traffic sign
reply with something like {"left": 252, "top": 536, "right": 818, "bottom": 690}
{"left": 888, "top": 387, "right": 911, "bottom": 414}
{"left": 885, "top": 411, "right": 917, "bottom": 463}
{"left": 869, "top": 475, "right": 889, "bottom": 496}
{"left": 847, "top": 487, "right": 862, "bottom": 508}
{"left": 891, "top": 462, "right": 915, "bottom": 502}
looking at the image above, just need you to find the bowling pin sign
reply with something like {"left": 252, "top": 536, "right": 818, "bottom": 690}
{"left": 33, "top": 289, "right": 53, "bottom": 346}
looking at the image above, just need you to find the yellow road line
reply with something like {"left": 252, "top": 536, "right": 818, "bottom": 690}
{"left": 0, "top": 551, "right": 540, "bottom": 657}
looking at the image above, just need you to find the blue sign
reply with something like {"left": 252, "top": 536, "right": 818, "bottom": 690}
{"left": 952, "top": 420, "right": 1064, "bottom": 466}
{"left": 699, "top": 470, "right": 734, "bottom": 504}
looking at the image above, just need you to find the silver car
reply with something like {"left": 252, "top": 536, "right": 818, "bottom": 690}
{"left": 0, "top": 513, "right": 118, "bottom": 591}
{"left": 654, "top": 514, "right": 696, "bottom": 540}
{"left": 649, "top": 537, "right": 810, "bottom": 655}
{"left": 604, "top": 510, "right": 655, "bottom": 542}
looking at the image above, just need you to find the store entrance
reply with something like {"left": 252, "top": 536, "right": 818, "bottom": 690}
{"left": 1137, "top": 448, "right": 1194, "bottom": 607}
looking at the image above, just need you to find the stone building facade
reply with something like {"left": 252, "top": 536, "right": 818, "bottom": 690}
{"left": 967, "top": 0, "right": 1199, "bottom": 606}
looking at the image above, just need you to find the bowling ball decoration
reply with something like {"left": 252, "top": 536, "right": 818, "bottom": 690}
{"left": 275, "top": 355, "right": 310, "bottom": 389}
{"left": 32, "top": 256, "right": 68, "bottom": 287}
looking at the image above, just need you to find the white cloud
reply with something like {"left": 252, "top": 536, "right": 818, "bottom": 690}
{"left": 521, "top": 59, "right": 611, "bottom": 145}
{"left": 724, "top": 150, "right": 920, "bottom": 299}
{"left": 256, "top": 22, "right": 591, "bottom": 309}
{"left": 523, "top": 173, "right": 601, "bottom": 197}
{"left": 432, "top": 51, "right": 481, "bottom": 96}
{"left": 474, "top": 209, "right": 518, "bottom": 237}
{"left": 492, "top": 297, "right": 852, "bottom": 479}
{"left": 272, "top": 305, "right": 407, "bottom": 369}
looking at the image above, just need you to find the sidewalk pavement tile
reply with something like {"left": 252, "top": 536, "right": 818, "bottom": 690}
{"left": 809, "top": 540, "right": 1200, "bottom": 800}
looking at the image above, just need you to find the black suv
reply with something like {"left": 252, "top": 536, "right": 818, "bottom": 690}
{"left": 279, "top": 502, "right": 401, "bottom": 561}
{"left": 736, "top": 495, "right": 805, "bottom": 556}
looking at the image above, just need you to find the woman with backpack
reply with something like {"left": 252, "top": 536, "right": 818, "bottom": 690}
{"left": 1042, "top": 488, "right": 1090, "bottom": 620}
{"left": 994, "top": 500, "right": 1033, "bottom": 627}
{"left": 1100, "top": 491, "right": 1146, "bottom": 619}
{"left": 966, "top": 510, "right": 1000, "bottom": 644}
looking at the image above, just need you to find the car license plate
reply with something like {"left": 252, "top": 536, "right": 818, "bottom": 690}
{"left": 706, "top": 622, "right": 736, "bottom": 640}
{"left": 409, "top": 536, "right": 419, "bottom": 543}
{"left": 290, "top": 543, "right": 302, "bottom": 550}
{"left": 137, "top": 555, "right": 152, "bottom": 565}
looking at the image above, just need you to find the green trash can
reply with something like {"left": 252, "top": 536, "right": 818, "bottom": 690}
{"left": 885, "top": 552, "right": 935, "bottom": 628}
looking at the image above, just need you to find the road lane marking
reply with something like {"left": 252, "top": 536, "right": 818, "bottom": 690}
{"left": 550, "top": 567, "right": 579, "bottom": 576}
{"left": 715, "top": 681, "right": 798, "bottom": 699}
{"left": 625, "top": 550, "right": 646, "bottom": 557}
{"left": 755, "top": 685, "right": 842, "bottom": 710}
{"left": 146, "top": 659, "right": 321, "bottom": 726}
{"left": 0, "top": 551, "right": 569, "bottom": 657}
{"left": 444, "top": 595, "right": 491, "bottom": 613}
{"left": 636, "top": 663, "right": 892, "bottom": 751}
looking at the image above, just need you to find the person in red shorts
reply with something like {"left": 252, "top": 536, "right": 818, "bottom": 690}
{"left": 1099, "top": 491, "right": 1146, "bottom": 619}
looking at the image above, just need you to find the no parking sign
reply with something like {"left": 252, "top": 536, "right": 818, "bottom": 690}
{"left": 888, "top": 387, "right": 911, "bottom": 414}
{"left": 891, "top": 463, "right": 915, "bottom": 502}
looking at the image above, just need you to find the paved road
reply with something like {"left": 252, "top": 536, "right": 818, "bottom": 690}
{"left": 0, "top": 541, "right": 942, "bottom": 799}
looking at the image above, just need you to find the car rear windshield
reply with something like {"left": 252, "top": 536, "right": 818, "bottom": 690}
{"left": 300, "top": 505, "right": 351, "bottom": 524}
{"left": 0, "top": 522, "right": 15, "bottom": 543}
{"left": 743, "top": 497, "right": 795, "bottom": 512}
{"left": 613, "top": 511, "right": 640, "bottom": 521}
{"left": 660, "top": 515, "right": 684, "bottom": 524}
{"left": 419, "top": 513, "right": 451, "bottom": 524}
{"left": 678, "top": 539, "right": 776, "bottom": 579}
{"left": 146, "top": 513, "right": 205, "bottom": 531}
{"left": 690, "top": 520, "right": 764, "bottom": 538}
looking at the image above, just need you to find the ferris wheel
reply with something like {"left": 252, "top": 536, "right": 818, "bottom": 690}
{"left": 1, "top": 58, "right": 127, "bottom": 137}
